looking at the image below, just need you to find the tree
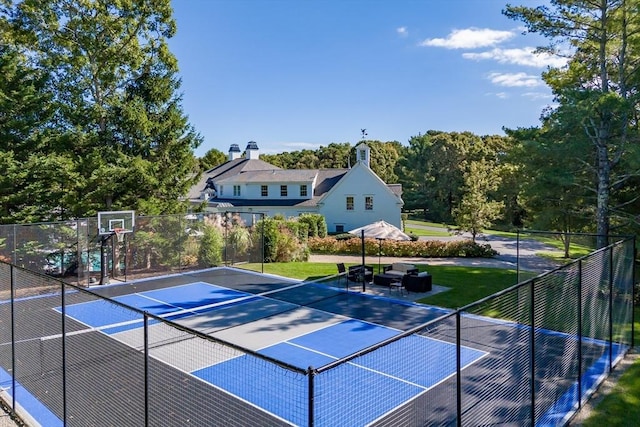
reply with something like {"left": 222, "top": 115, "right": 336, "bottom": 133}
{"left": 505, "top": 0, "right": 640, "bottom": 247}
{"left": 0, "top": 35, "right": 79, "bottom": 223}
{"left": 397, "top": 131, "right": 506, "bottom": 223}
{"left": 199, "top": 148, "right": 227, "bottom": 171}
{"left": 454, "top": 159, "right": 504, "bottom": 241}
{"left": 366, "top": 141, "right": 402, "bottom": 184}
{"left": 10, "top": 0, "right": 202, "bottom": 217}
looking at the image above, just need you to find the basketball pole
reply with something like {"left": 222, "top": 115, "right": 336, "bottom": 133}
{"left": 99, "top": 232, "right": 114, "bottom": 285}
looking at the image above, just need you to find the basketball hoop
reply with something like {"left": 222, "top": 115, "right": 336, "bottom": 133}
{"left": 113, "top": 228, "right": 125, "bottom": 243}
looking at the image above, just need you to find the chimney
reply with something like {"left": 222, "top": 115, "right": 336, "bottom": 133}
{"left": 245, "top": 141, "right": 260, "bottom": 160}
{"left": 228, "top": 144, "right": 241, "bottom": 161}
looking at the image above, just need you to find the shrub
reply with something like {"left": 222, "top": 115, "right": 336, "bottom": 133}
{"left": 198, "top": 225, "right": 223, "bottom": 267}
{"left": 257, "top": 217, "right": 310, "bottom": 263}
{"left": 307, "top": 236, "right": 498, "bottom": 258}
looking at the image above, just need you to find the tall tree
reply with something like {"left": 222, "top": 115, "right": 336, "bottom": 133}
{"left": 11, "top": 0, "right": 201, "bottom": 217}
{"left": 505, "top": 0, "right": 640, "bottom": 247}
{"left": 454, "top": 159, "right": 504, "bottom": 242}
{"left": 0, "top": 23, "right": 78, "bottom": 223}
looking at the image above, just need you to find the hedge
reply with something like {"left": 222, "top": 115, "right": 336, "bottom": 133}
{"left": 308, "top": 236, "right": 497, "bottom": 258}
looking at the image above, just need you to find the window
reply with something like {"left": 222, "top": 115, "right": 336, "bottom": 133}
{"left": 336, "top": 225, "right": 344, "bottom": 233}
{"left": 359, "top": 149, "right": 366, "bottom": 161}
{"left": 280, "top": 185, "right": 287, "bottom": 197}
{"left": 261, "top": 185, "right": 268, "bottom": 197}
{"left": 233, "top": 185, "right": 241, "bottom": 197}
{"left": 346, "top": 196, "right": 354, "bottom": 211}
{"left": 219, "top": 185, "right": 224, "bottom": 196}
{"left": 300, "top": 184, "right": 308, "bottom": 197}
{"left": 365, "top": 196, "right": 373, "bottom": 210}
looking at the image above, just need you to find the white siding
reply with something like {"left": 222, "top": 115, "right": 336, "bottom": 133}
{"left": 319, "top": 165, "right": 401, "bottom": 232}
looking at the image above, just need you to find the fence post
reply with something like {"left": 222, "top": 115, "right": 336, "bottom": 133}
{"left": 516, "top": 230, "right": 520, "bottom": 283}
{"left": 10, "top": 265, "right": 16, "bottom": 412}
{"left": 609, "top": 247, "right": 614, "bottom": 370}
{"left": 308, "top": 366, "right": 314, "bottom": 427}
{"left": 577, "top": 260, "right": 582, "bottom": 408}
{"left": 62, "top": 281, "right": 68, "bottom": 425}
{"left": 456, "top": 310, "right": 462, "bottom": 427}
{"left": 530, "top": 278, "right": 536, "bottom": 426}
{"left": 144, "top": 313, "right": 149, "bottom": 427}
{"left": 633, "top": 238, "right": 637, "bottom": 348}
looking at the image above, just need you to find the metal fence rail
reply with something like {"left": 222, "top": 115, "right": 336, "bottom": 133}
{"left": 0, "top": 235, "right": 635, "bottom": 426}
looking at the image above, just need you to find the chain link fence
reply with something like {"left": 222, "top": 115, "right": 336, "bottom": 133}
{"left": 0, "top": 212, "right": 265, "bottom": 288}
{"left": 0, "top": 232, "right": 635, "bottom": 426}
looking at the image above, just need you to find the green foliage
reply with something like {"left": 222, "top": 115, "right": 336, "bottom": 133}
{"left": 198, "top": 224, "right": 223, "bottom": 267}
{"left": 298, "top": 213, "right": 327, "bottom": 238}
{"left": 257, "top": 217, "right": 309, "bottom": 262}
{"left": 308, "top": 236, "right": 497, "bottom": 258}
{"left": 453, "top": 159, "right": 504, "bottom": 241}
{"left": 199, "top": 148, "right": 227, "bottom": 171}
{"left": 4, "top": 0, "right": 201, "bottom": 219}
{"left": 504, "top": 0, "right": 640, "bottom": 245}
{"left": 397, "top": 131, "right": 510, "bottom": 224}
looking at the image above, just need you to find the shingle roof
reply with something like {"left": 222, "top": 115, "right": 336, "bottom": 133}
{"left": 187, "top": 158, "right": 281, "bottom": 200}
{"left": 216, "top": 169, "right": 319, "bottom": 184}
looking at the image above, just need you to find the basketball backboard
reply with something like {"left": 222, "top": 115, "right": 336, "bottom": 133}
{"left": 97, "top": 210, "right": 135, "bottom": 236}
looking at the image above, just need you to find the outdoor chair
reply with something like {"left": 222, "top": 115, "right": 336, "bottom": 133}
{"left": 347, "top": 265, "right": 373, "bottom": 283}
{"left": 336, "top": 263, "right": 348, "bottom": 286}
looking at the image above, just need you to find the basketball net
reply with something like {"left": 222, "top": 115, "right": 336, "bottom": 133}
{"left": 113, "top": 228, "right": 125, "bottom": 243}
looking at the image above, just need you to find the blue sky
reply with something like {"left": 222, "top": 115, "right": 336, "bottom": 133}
{"left": 169, "top": 0, "right": 562, "bottom": 156}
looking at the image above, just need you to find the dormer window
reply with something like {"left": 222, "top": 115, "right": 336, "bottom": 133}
{"left": 300, "top": 185, "right": 308, "bottom": 197}
{"left": 261, "top": 185, "right": 268, "bottom": 197}
{"left": 281, "top": 185, "right": 288, "bottom": 197}
{"left": 233, "top": 185, "right": 241, "bottom": 196}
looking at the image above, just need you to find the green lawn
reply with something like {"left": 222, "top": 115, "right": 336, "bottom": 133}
{"left": 241, "top": 260, "right": 640, "bottom": 425}
{"left": 404, "top": 226, "right": 451, "bottom": 237}
{"left": 244, "top": 262, "right": 532, "bottom": 309}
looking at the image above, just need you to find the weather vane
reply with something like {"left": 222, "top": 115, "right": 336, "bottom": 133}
{"left": 361, "top": 129, "right": 367, "bottom": 140}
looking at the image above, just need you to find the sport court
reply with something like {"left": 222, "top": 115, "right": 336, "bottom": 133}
{"left": 0, "top": 267, "right": 624, "bottom": 426}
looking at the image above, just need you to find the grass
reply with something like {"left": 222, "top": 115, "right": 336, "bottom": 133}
{"left": 404, "top": 227, "right": 451, "bottom": 237}
{"left": 581, "top": 353, "right": 640, "bottom": 427}
{"left": 243, "top": 262, "right": 534, "bottom": 309}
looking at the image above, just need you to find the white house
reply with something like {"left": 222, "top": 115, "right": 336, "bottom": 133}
{"left": 187, "top": 141, "right": 404, "bottom": 232}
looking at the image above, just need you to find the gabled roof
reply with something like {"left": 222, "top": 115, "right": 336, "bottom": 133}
{"left": 187, "top": 158, "right": 280, "bottom": 200}
{"left": 317, "top": 162, "right": 403, "bottom": 205}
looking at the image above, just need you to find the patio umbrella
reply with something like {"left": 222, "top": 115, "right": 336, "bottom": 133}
{"left": 348, "top": 220, "right": 411, "bottom": 274}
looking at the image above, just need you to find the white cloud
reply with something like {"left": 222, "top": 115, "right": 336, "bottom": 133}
{"left": 522, "top": 92, "right": 554, "bottom": 100}
{"left": 420, "top": 27, "right": 514, "bottom": 49}
{"left": 397, "top": 26, "right": 408, "bottom": 37}
{"left": 488, "top": 72, "right": 542, "bottom": 87}
{"left": 463, "top": 47, "right": 567, "bottom": 68}
{"left": 280, "top": 142, "right": 321, "bottom": 150}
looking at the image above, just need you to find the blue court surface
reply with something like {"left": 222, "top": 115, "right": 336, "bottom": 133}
{"left": 54, "top": 280, "right": 487, "bottom": 426}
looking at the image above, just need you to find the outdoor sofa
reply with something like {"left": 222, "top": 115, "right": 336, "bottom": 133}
{"left": 382, "top": 263, "right": 419, "bottom": 278}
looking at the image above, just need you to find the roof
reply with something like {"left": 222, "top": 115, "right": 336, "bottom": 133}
{"left": 387, "top": 184, "right": 402, "bottom": 198}
{"left": 186, "top": 158, "right": 281, "bottom": 200}
{"left": 216, "top": 169, "right": 319, "bottom": 184}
